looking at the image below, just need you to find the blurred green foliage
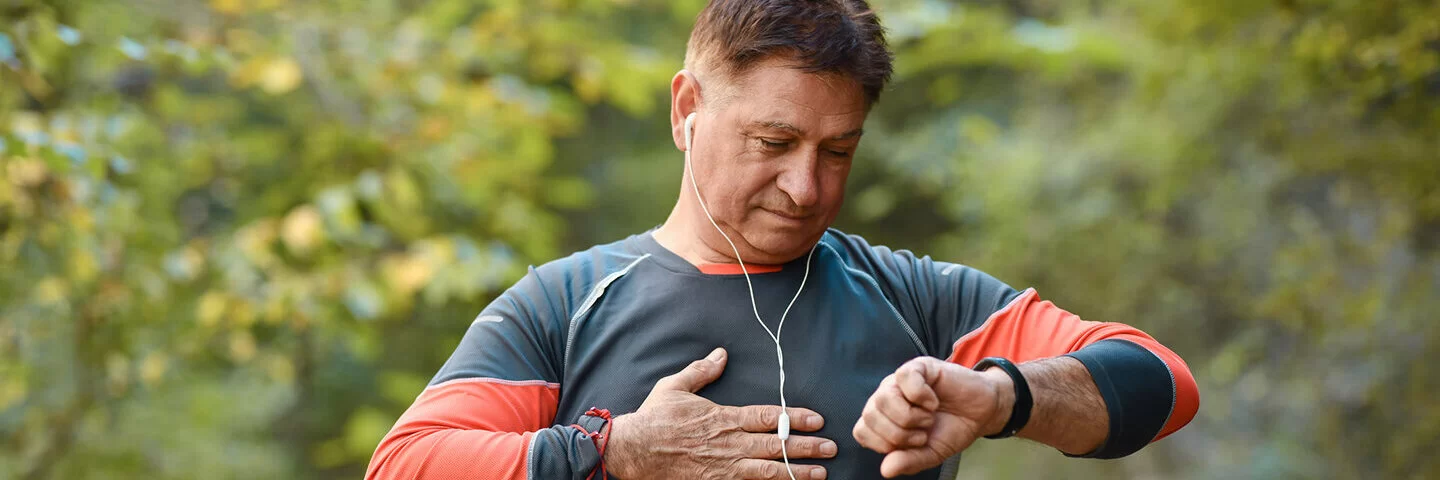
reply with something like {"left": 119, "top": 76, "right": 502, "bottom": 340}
{"left": 2, "top": 0, "right": 1437, "bottom": 478}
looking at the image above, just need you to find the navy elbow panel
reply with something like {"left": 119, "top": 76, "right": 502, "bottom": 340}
{"left": 1063, "top": 339, "right": 1175, "bottom": 459}
{"left": 526, "top": 415, "right": 606, "bottom": 479}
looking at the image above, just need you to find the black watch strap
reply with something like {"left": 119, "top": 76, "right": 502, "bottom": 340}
{"left": 974, "top": 357, "right": 1032, "bottom": 439}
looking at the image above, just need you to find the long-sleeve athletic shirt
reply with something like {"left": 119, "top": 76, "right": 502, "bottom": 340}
{"left": 365, "top": 229, "right": 1200, "bottom": 479}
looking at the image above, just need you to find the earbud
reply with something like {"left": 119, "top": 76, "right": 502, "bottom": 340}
{"left": 683, "top": 112, "right": 697, "bottom": 152}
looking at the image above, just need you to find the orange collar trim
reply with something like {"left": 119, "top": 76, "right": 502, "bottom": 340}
{"left": 695, "top": 263, "right": 783, "bottom": 275}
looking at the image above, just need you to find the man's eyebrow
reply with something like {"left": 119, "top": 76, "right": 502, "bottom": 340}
{"left": 749, "top": 121, "right": 864, "bottom": 140}
{"left": 753, "top": 121, "right": 803, "bottom": 135}
{"left": 831, "top": 128, "right": 864, "bottom": 140}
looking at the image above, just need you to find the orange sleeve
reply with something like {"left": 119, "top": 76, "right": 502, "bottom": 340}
{"left": 365, "top": 378, "right": 560, "bottom": 480}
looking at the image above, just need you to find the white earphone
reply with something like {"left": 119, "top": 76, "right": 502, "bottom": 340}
{"left": 683, "top": 111, "right": 817, "bottom": 480}
{"left": 684, "top": 112, "right": 696, "bottom": 151}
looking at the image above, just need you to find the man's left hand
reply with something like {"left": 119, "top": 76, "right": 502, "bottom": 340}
{"left": 851, "top": 356, "right": 1014, "bottom": 478}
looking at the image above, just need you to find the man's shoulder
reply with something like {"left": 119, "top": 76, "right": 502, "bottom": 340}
{"left": 819, "top": 228, "right": 911, "bottom": 270}
{"left": 527, "top": 233, "right": 653, "bottom": 293}
{"left": 820, "top": 228, "right": 1007, "bottom": 289}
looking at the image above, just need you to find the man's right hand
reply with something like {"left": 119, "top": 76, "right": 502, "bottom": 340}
{"left": 605, "top": 348, "right": 836, "bottom": 480}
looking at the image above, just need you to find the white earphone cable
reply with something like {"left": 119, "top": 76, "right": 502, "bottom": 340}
{"left": 684, "top": 114, "right": 815, "bottom": 480}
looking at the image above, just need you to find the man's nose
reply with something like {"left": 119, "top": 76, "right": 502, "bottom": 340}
{"left": 775, "top": 150, "right": 820, "bottom": 208}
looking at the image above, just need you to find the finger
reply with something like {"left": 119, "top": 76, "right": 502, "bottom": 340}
{"left": 652, "top": 348, "right": 727, "bottom": 393}
{"left": 874, "top": 382, "right": 936, "bottom": 430}
{"left": 735, "top": 459, "right": 828, "bottom": 480}
{"left": 853, "top": 416, "right": 895, "bottom": 454}
{"left": 734, "top": 405, "right": 825, "bottom": 433}
{"left": 853, "top": 415, "right": 926, "bottom": 454}
{"left": 857, "top": 405, "right": 929, "bottom": 451}
{"left": 740, "top": 433, "right": 838, "bottom": 460}
{"left": 895, "top": 361, "right": 940, "bottom": 411}
{"left": 787, "top": 407, "right": 825, "bottom": 432}
{"left": 880, "top": 448, "right": 946, "bottom": 478}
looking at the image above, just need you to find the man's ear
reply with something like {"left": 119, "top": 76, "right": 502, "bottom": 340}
{"left": 670, "top": 70, "right": 702, "bottom": 152}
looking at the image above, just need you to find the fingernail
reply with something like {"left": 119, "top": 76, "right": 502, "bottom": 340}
{"left": 910, "top": 432, "right": 927, "bottom": 445}
{"left": 708, "top": 348, "right": 725, "bottom": 362}
{"left": 812, "top": 467, "right": 828, "bottom": 479}
{"left": 820, "top": 441, "right": 837, "bottom": 456}
{"left": 806, "top": 415, "right": 822, "bottom": 429}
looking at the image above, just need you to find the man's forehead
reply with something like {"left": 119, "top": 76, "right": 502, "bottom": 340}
{"left": 708, "top": 59, "right": 867, "bottom": 110}
{"left": 754, "top": 70, "right": 865, "bottom": 110}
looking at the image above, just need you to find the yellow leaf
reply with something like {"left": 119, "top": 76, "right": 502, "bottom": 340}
{"left": 237, "top": 218, "right": 279, "bottom": 267}
{"left": 419, "top": 116, "right": 452, "bottom": 141}
{"left": 140, "top": 352, "right": 168, "bottom": 387}
{"left": 281, "top": 205, "right": 324, "bottom": 255}
{"left": 69, "top": 250, "right": 98, "bottom": 283}
{"left": 382, "top": 253, "right": 434, "bottom": 296}
{"left": 35, "top": 277, "right": 68, "bottom": 305}
{"left": 263, "top": 295, "right": 287, "bottom": 324}
{"left": 229, "top": 299, "right": 255, "bottom": 328}
{"left": 385, "top": 169, "right": 421, "bottom": 211}
{"left": 197, "top": 291, "right": 227, "bottom": 327}
{"left": 229, "top": 330, "right": 257, "bottom": 363}
{"left": 417, "top": 237, "right": 456, "bottom": 265}
{"left": 7, "top": 157, "right": 49, "bottom": 187}
{"left": 8, "top": 112, "right": 44, "bottom": 136}
{"left": 264, "top": 354, "right": 295, "bottom": 383}
{"left": 260, "top": 57, "right": 303, "bottom": 94}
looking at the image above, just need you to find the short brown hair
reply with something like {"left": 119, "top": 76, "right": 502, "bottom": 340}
{"left": 684, "top": 0, "right": 894, "bottom": 105}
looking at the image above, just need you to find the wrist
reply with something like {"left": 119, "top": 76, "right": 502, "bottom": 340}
{"left": 973, "top": 356, "right": 1031, "bottom": 439}
{"left": 604, "top": 414, "right": 642, "bottom": 478}
{"left": 980, "top": 366, "right": 1015, "bottom": 437}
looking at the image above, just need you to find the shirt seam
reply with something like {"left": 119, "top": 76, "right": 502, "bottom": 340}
{"left": 525, "top": 430, "right": 539, "bottom": 480}
{"left": 563, "top": 254, "right": 651, "bottom": 372}
{"left": 947, "top": 288, "right": 1035, "bottom": 359}
{"left": 1132, "top": 340, "right": 1177, "bottom": 441}
{"left": 817, "top": 241, "right": 927, "bottom": 356}
{"left": 425, "top": 377, "right": 561, "bottom": 391}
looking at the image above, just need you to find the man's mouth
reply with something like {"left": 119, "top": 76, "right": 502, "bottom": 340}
{"left": 761, "top": 208, "right": 811, "bottom": 224}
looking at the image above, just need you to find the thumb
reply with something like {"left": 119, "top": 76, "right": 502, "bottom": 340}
{"left": 653, "top": 348, "right": 727, "bottom": 393}
{"left": 880, "top": 448, "right": 945, "bottom": 478}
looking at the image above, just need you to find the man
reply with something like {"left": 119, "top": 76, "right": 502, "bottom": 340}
{"left": 366, "top": 0, "right": 1199, "bottom": 478}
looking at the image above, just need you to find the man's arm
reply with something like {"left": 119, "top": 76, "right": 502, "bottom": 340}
{"left": 983, "top": 356, "right": 1108, "bottom": 455}
{"left": 365, "top": 269, "right": 604, "bottom": 480}
{"left": 948, "top": 289, "right": 1198, "bottom": 456}
{"left": 854, "top": 288, "right": 1199, "bottom": 476}
{"left": 853, "top": 355, "right": 1106, "bottom": 477}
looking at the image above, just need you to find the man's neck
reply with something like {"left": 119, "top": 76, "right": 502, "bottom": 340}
{"left": 655, "top": 197, "right": 814, "bottom": 267}
{"left": 653, "top": 206, "right": 744, "bottom": 267}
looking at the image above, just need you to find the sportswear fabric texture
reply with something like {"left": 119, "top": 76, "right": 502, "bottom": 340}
{"left": 365, "top": 229, "right": 1199, "bottom": 479}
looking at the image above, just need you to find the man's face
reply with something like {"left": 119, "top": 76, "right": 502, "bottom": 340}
{"left": 687, "top": 60, "right": 868, "bottom": 263}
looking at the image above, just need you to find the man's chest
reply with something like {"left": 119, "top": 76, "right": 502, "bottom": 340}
{"left": 552, "top": 268, "right": 938, "bottom": 478}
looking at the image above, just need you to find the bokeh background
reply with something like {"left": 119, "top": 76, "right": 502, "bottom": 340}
{"left": 3, "top": 0, "right": 1438, "bottom": 478}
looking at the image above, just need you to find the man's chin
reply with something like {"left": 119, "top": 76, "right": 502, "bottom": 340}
{"left": 742, "top": 228, "right": 825, "bottom": 263}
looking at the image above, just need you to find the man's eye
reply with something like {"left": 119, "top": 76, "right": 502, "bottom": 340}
{"left": 827, "top": 150, "right": 852, "bottom": 158}
{"left": 761, "top": 139, "right": 790, "bottom": 149}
